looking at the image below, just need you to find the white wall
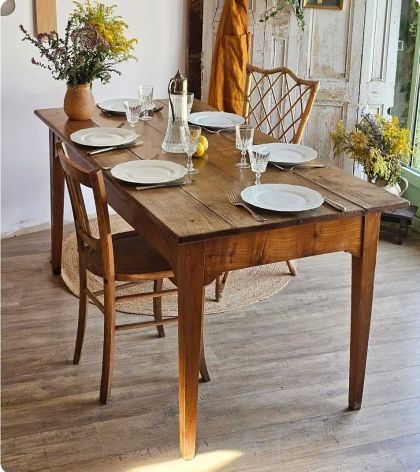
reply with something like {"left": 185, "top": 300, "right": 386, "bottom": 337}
{"left": 1, "top": 0, "right": 187, "bottom": 237}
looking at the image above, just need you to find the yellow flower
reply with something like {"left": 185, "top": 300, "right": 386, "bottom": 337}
{"left": 73, "top": 0, "right": 138, "bottom": 59}
{"left": 330, "top": 113, "right": 412, "bottom": 185}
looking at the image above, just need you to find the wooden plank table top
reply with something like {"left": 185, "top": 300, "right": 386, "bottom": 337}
{"left": 35, "top": 100, "right": 408, "bottom": 460}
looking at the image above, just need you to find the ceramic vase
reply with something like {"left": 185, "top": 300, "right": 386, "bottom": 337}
{"left": 63, "top": 83, "right": 95, "bottom": 121}
{"left": 374, "top": 177, "right": 409, "bottom": 197}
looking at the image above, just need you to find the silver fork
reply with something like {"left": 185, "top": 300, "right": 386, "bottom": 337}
{"left": 202, "top": 127, "right": 224, "bottom": 135}
{"left": 227, "top": 190, "right": 266, "bottom": 222}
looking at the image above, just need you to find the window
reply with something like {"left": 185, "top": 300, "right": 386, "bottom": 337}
{"left": 394, "top": 0, "right": 420, "bottom": 172}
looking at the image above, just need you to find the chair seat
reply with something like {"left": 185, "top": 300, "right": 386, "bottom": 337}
{"left": 86, "top": 230, "right": 173, "bottom": 281}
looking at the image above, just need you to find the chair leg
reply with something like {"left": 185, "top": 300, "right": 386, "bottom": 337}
{"left": 199, "top": 329, "right": 211, "bottom": 382}
{"left": 153, "top": 279, "right": 165, "bottom": 338}
{"left": 100, "top": 281, "right": 116, "bottom": 405}
{"left": 215, "top": 276, "right": 222, "bottom": 302}
{"left": 215, "top": 271, "right": 231, "bottom": 302}
{"left": 73, "top": 266, "right": 88, "bottom": 365}
{"left": 286, "top": 260, "right": 297, "bottom": 276}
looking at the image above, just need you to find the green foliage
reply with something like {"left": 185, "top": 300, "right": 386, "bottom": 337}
{"left": 260, "top": 1, "right": 305, "bottom": 31}
{"left": 399, "top": 0, "right": 419, "bottom": 122}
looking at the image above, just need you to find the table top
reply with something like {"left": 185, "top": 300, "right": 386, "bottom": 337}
{"left": 35, "top": 100, "right": 408, "bottom": 243}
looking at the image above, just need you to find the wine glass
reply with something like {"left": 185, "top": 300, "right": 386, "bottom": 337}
{"left": 249, "top": 150, "right": 270, "bottom": 186}
{"left": 123, "top": 99, "right": 141, "bottom": 138}
{"left": 181, "top": 125, "right": 201, "bottom": 179}
{"left": 235, "top": 125, "right": 254, "bottom": 168}
{"left": 138, "top": 84, "right": 154, "bottom": 121}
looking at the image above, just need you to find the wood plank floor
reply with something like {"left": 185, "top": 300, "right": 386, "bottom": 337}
{"left": 2, "top": 227, "right": 420, "bottom": 472}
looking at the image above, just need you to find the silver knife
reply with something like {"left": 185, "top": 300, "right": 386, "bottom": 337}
{"left": 321, "top": 195, "right": 346, "bottom": 212}
{"left": 87, "top": 141, "right": 144, "bottom": 155}
{"left": 136, "top": 180, "right": 195, "bottom": 191}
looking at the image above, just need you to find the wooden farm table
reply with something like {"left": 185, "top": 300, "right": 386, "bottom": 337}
{"left": 35, "top": 100, "right": 408, "bottom": 459}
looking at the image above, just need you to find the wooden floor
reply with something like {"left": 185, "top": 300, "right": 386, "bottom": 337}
{"left": 2, "top": 227, "right": 420, "bottom": 472}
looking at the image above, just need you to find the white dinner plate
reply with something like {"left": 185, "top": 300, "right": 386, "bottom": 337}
{"left": 70, "top": 127, "right": 137, "bottom": 147}
{"left": 110, "top": 160, "right": 187, "bottom": 185}
{"left": 188, "top": 111, "right": 245, "bottom": 129}
{"left": 97, "top": 98, "right": 156, "bottom": 114}
{"left": 251, "top": 143, "right": 317, "bottom": 164}
{"left": 241, "top": 184, "right": 324, "bottom": 212}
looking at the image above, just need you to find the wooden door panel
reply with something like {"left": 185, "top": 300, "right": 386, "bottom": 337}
{"left": 200, "top": 0, "right": 401, "bottom": 174}
{"left": 359, "top": 0, "right": 402, "bottom": 115}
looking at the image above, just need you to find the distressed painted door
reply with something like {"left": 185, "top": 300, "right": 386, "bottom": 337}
{"left": 359, "top": 0, "right": 402, "bottom": 116}
{"left": 297, "top": 1, "right": 365, "bottom": 171}
{"left": 202, "top": 0, "right": 401, "bottom": 172}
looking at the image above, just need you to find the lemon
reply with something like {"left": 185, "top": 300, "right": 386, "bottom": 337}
{"left": 199, "top": 136, "right": 209, "bottom": 151}
{"left": 193, "top": 142, "right": 205, "bottom": 158}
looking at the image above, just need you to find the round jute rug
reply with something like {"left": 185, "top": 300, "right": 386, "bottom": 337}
{"left": 61, "top": 216, "right": 295, "bottom": 316}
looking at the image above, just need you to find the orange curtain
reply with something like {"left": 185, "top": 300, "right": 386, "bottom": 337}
{"left": 207, "top": 0, "right": 249, "bottom": 115}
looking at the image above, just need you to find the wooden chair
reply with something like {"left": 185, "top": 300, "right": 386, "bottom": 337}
{"left": 243, "top": 64, "right": 319, "bottom": 143}
{"left": 215, "top": 65, "right": 320, "bottom": 301}
{"left": 57, "top": 143, "right": 210, "bottom": 404}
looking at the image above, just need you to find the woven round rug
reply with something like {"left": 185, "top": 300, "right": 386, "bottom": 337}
{"left": 61, "top": 215, "right": 295, "bottom": 316}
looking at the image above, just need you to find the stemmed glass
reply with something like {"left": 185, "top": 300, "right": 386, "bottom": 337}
{"left": 138, "top": 84, "right": 154, "bottom": 121}
{"left": 235, "top": 125, "right": 254, "bottom": 168}
{"left": 249, "top": 150, "right": 270, "bottom": 186}
{"left": 181, "top": 125, "right": 201, "bottom": 180}
{"left": 123, "top": 99, "right": 141, "bottom": 138}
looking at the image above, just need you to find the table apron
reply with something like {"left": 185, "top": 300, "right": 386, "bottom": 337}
{"left": 203, "top": 215, "right": 364, "bottom": 284}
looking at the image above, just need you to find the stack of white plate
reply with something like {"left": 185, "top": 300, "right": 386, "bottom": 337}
{"left": 97, "top": 98, "right": 156, "bottom": 115}
{"left": 110, "top": 160, "right": 187, "bottom": 185}
{"left": 251, "top": 143, "right": 317, "bottom": 164}
{"left": 70, "top": 127, "right": 138, "bottom": 148}
{"left": 241, "top": 184, "right": 324, "bottom": 212}
{"left": 188, "top": 111, "right": 244, "bottom": 130}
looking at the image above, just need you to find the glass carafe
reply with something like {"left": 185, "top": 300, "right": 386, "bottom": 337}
{"left": 162, "top": 71, "right": 188, "bottom": 153}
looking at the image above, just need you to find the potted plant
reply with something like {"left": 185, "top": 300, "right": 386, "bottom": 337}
{"left": 20, "top": 1, "right": 137, "bottom": 120}
{"left": 330, "top": 113, "right": 412, "bottom": 196}
{"left": 260, "top": 0, "right": 305, "bottom": 31}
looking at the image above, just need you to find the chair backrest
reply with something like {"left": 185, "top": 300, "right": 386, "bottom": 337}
{"left": 243, "top": 64, "right": 320, "bottom": 144}
{"left": 56, "top": 142, "right": 115, "bottom": 281}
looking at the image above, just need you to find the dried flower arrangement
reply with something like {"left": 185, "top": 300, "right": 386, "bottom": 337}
{"left": 330, "top": 113, "right": 412, "bottom": 186}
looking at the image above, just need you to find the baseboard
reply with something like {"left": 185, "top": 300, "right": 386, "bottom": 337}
{"left": 1, "top": 210, "right": 116, "bottom": 240}
{"left": 1, "top": 222, "right": 52, "bottom": 240}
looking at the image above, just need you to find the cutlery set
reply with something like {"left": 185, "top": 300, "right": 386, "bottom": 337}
{"left": 87, "top": 141, "right": 144, "bottom": 155}
{"left": 226, "top": 189, "right": 346, "bottom": 219}
{"left": 271, "top": 163, "right": 326, "bottom": 171}
{"left": 135, "top": 180, "right": 195, "bottom": 191}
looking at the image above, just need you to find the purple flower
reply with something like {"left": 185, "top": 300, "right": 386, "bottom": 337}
{"left": 364, "top": 113, "right": 386, "bottom": 153}
{"left": 36, "top": 32, "right": 49, "bottom": 42}
{"left": 70, "top": 25, "right": 110, "bottom": 52}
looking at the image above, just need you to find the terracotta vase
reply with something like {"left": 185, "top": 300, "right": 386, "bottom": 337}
{"left": 63, "top": 83, "right": 95, "bottom": 121}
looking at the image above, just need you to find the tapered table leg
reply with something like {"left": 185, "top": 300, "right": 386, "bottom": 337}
{"left": 176, "top": 242, "right": 205, "bottom": 460}
{"left": 349, "top": 212, "right": 381, "bottom": 410}
{"left": 49, "top": 130, "right": 65, "bottom": 275}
